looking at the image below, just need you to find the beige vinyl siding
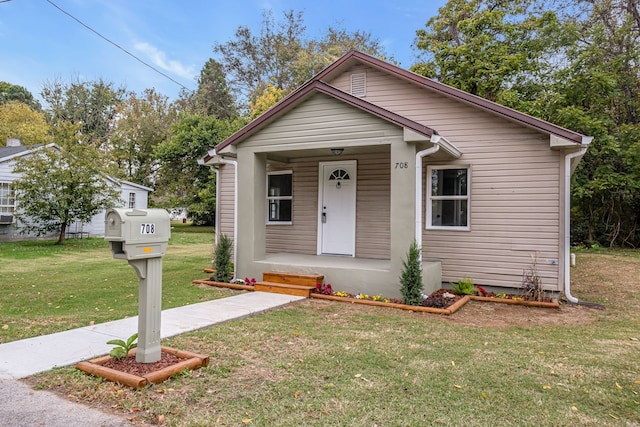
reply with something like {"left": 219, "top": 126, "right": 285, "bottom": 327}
{"left": 239, "top": 93, "right": 403, "bottom": 149}
{"left": 218, "top": 164, "right": 235, "bottom": 243}
{"left": 266, "top": 152, "right": 391, "bottom": 259}
{"left": 330, "top": 65, "right": 562, "bottom": 290}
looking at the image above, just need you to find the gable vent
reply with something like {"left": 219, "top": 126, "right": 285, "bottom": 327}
{"left": 350, "top": 73, "right": 366, "bottom": 97}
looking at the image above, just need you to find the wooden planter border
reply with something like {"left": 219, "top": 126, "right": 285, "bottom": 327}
{"left": 310, "top": 293, "right": 470, "bottom": 315}
{"left": 76, "top": 346, "right": 209, "bottom": 390}
{"left": 469, "top": 295, "right": 560, "bottom": 308}
{"left": 192, "top": 279, "right": 255, "bottom": 292}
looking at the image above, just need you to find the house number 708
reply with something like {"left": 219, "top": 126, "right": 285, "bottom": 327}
{"left": 395, "top": 162, "right": 409, "bottom": 169}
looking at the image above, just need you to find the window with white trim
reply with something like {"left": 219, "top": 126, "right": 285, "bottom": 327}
{"left": 0, "top": 182, "right": 15, "bottom": 216}
{"left": 427, "top": 166, "right": 470, "bottom": 229}
{"left": 267, "top": 171, "right": 292, "bottom": 223}
{"left": 128, "top": 192, "right": 136, "bottom": 208}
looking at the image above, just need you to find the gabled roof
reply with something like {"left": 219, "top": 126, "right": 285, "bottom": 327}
{"left": 314, "top": 50, "right": 588, "bottom": 144}
{"left": 0, "top": 143, "right": 55, "bottom": 163}
{"left": 212, "top": 80, "right": 438, "bottom": 156}
{"left": 208, "top": 50, "right": 588, "bottom": 163}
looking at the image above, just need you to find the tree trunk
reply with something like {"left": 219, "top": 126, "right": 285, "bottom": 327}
{"left": 57, "top": 222, "right": 67, "bottom": 245}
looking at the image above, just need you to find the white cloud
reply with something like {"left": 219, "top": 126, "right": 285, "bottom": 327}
{"left": 133, "top": 41, "right": 195, "bottom": 80}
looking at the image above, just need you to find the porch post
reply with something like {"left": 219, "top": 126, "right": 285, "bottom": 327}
{"left": 236, "top": 149, "right": 267, "bottom": 279}
{"left": 389, "top": 140, "right": 417, "bottom": 278}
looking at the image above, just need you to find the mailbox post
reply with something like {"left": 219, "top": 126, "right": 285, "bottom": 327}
{"left": 104, "top": 208, "right": 170, "bottom": 363}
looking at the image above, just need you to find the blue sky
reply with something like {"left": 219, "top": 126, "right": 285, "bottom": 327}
{"left": 0, "top": 0, "right": 446, "bottom": 103}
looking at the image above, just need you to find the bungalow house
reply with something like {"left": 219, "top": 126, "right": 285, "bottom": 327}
{"left": 0, "top": 139, "right": 152, "bottom": 241}
{"left": 199, "top": 51, "right": 592, "bottom": 301}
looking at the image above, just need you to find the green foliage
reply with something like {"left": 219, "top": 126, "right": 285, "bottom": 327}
{"left": 191, "top": 58, "right": 238, "bottom": 119}
{"left": 414, "top": 0, "right": 640, "bottom": 248}
{"left": 154, "top": 114, "right": 245, "bottom": 225}
{"left": 12, "top": 122, "right": 119, "bottom": 244}
{"left": 213, "top": 234, "right": 233, "bottom": 283}
{"left": 399, "top": 240, "right": 424, "bottom": 306}
{"left": 0, "top": 81, "right": 41, "bottom": 110}
{"left": 107, "top": 333, "right": 138, "bottom": 360}
{"left": 452, "top": 275, "right": 475, "bottom": 295}
{"left": 0, "top": 101, "right": 50, "bottom": 146}
{"left": 109, "top": 88, "right": 178, "bottom": 187}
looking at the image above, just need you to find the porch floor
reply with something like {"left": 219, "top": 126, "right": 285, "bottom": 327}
{"left": 259, "top": 253, "right": 391, "bottom": 272}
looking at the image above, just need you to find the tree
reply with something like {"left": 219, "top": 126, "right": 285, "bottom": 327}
{"left": 0, "top": 81, "right": 41, "bottom": 110}
{"left": 412, "top": 0, "right": 561, "bottom": 101}
{"left": 192, "top": 59, "right": 238, "bottom": 119}
{"left": 109, "top": 89, "right": 178, "bottom": 187}
{"left": 154, "top": 113, "right": 246, "bottom": 225}
{"left": 399, "top": 240, "right": 424, "bottom": 306}
{"left": 41, "top": 79, "right": 125, "bottom": 150}
{"left": 412, "top": 0, "right": 640, "bottom": 247}
{"left": 213, "top": 9, "right": 389, "bottom": 110}
{"left": 12, "top": 122, "right": 119, "bottom": 244}
{"left": 249, "top": 84, "right": 285, "bottom": 119}
{"left": 0, "top": 101, "right": 50, "bottom": 146}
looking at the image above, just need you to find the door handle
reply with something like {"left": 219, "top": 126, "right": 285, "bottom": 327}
{"left": 322, "top": 212, "right": 327, "bottom": 223}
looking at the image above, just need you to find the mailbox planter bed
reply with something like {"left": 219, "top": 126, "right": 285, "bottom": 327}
{"left": 76, "top": 347, "right": 209, "bottom": 390}
{"left": 311, "top": 290, "right": 470, "bottom": 315}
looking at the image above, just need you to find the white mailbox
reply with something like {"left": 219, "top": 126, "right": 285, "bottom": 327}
{"left": 105, "top": 208, "right": 170, "bottom": 260}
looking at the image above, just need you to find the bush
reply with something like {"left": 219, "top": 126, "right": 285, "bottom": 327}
{"left": 452, "top": 275, "right": 475, "bottom": 295}
{"left": 399, "top": 240, "right": 424, "bottom": 306}
{"left": 213, "top": 234, "right": 233, "bottom": 283}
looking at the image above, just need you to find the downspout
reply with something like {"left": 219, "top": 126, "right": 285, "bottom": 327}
{"left": 218, "top": 157, "right": 238, "bottom": 282}
{"left": 563, "top": 145, "right": 588, "bottom": 303}
{"left": 415, "top": 137, "right": 441, "bottom": 262}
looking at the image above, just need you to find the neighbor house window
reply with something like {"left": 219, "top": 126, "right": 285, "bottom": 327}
{"left": 0, "top": 182, "right": 15, "bottom": 216}
{"left": 128, "top": 192, "right": 136, "bottom": 208}
{"left": 427, "top": 166, "right": 470, "bottom": 230}
{"left": 267, "top": 171, "right": 292, "bottom": 223}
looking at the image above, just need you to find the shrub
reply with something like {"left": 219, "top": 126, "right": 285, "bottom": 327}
{"left": 399, "top": 240, "right": 424, "bottom": 306}
{"left": 522, "top": 253, "right": 544, "bottom": 301}
{"left": 452, "top": 275, "right": 475, "bottom": 295}
{"left": 213, "top": 234, "right": 233, "bottom": 283}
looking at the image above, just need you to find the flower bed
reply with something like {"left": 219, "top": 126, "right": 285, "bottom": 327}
{"left": 311, "top": 287, "right": 469, "bottom": 315}
{"left": 470, "top": 286, "right": 560, "bottom": 308}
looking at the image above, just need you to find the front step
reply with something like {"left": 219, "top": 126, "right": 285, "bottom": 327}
{"left": 254, "top": 281, "right": 316, "bottom": 297}
{"left": 262, "top": 271, "right": 324, "bottom": 287}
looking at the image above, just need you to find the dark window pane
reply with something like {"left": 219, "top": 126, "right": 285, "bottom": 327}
{"left": 431, "top": 169, "right": 467, "bottom": 196}
{"left": 431, "top": 200, "right": 468, "bottom": 227}
{"left": 268, "top": 174, "right": 292, "bottom": 197}
{"left": 268, "top": 199, "right": 292, "bottom": 222}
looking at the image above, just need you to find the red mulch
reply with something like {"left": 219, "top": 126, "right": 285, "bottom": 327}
{"left": 101, "top": 351, "right": 181, "bottom": 377}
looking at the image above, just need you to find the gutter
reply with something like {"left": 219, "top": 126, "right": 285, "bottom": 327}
{"left": 563, "top": 141, "right": 590, "bottom": 303}
{"left": 415, "top": 136, "right": 441, "bottom": 262}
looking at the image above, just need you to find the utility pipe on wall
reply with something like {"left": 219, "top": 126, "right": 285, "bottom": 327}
{"left": 563, "top": 145, "right": 589, "bottom": 303}
{"left": 216, "top": 155, "right": 238, "bottom": 282}
{"left": 415, "top": 137, "right": 441, "bottom": 262}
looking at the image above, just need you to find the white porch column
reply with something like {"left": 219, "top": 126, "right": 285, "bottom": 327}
{"left": 389, "top": 140, "right": 417, "bottom": 277}
{"left": 236, "top": 149, "right": 267, "bottom": 279}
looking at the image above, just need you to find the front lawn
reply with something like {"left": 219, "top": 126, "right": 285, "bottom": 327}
{"left": 0, "top": 225, "right": 233, "bottom": 343}
{"left": 28, "top": 249, "right": 640, "bottom": 426}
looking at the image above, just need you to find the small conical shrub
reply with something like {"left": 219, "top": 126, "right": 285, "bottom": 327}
{"left": 213, "top": 234, "right": 233, "bottom": 283}
{"left": 399, "top": 240, "right": 424, "bottom": 306}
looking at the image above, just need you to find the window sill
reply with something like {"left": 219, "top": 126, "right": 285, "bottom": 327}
{"left": 426, "top": 226, "right": 470, "bottom": 232}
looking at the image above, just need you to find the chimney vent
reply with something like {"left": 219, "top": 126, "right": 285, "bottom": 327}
{"left": 6, "top": 138, "right": 22, "bottom": 147}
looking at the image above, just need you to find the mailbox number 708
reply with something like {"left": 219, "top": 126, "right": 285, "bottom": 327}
{"left": 140, "top": 223, "right": 156, "bottom": 235}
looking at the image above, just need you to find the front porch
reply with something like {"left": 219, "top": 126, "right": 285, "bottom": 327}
{"left": 253, "top": 253, "right": 442, "bottom": 298}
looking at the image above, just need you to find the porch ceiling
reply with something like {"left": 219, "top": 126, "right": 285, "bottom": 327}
{"left": 265, "top": 144, "right": 390, "bottom": 162}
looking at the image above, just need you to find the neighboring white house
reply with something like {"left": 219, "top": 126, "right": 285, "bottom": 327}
{"left": 0, "top": 139, "right": 152, "bottom": 241}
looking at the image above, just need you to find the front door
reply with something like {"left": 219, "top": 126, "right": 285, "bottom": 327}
{"left": 318, "top": 160, "right": 357, "bottom": 256}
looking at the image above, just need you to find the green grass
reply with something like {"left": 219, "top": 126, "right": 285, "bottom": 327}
{"left": 20, "top": 248, "right": 640, "bottom": 426}
{"left": 0, "top": 225, "right": 232, "bottom": 343}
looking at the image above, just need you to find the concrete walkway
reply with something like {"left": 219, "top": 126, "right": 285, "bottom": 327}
{"left": 0, "top": 292, "right": 304, "bottom": 426}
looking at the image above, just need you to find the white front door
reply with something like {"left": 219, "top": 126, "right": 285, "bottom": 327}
{"left": 318, "top": 160, "right": 357, "bottom": 256}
